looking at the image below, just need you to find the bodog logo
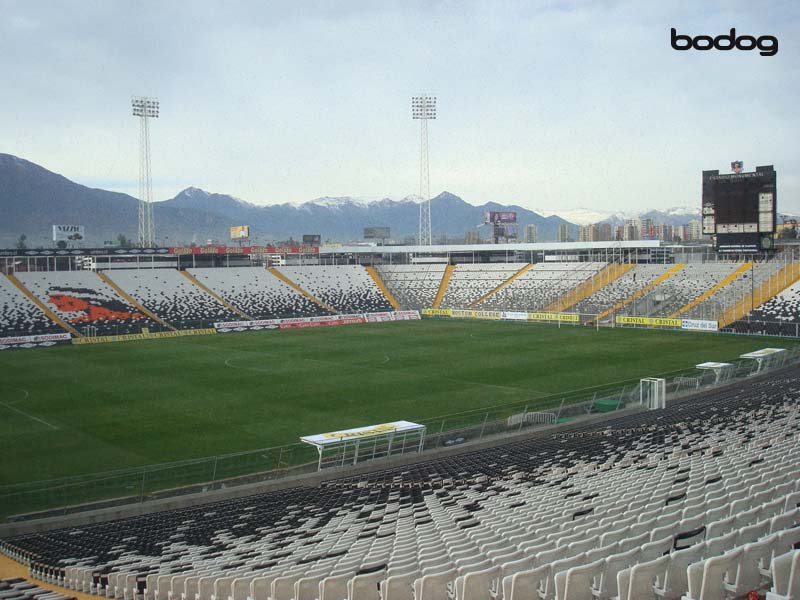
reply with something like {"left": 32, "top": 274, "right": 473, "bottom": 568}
{"left": 671, "top": 28, "right": 778, "bottom": 56}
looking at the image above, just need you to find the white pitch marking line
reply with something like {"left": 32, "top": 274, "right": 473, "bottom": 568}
{"left": 0, "top": 399, "right": 59, "bottom": 430}
{"left": 225, "top": 356, "right": 273, "bottom": 373}
{"left": 6, "top": 388, "right": 30, "bottom": 406}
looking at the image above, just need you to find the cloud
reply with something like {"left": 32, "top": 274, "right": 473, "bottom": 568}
{"left": 2, "top": 0, "right": 798, "bottom": 212}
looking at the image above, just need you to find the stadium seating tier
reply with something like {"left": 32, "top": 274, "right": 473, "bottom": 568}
{"left": 102, "top": 270, "right": 240, "bottom": 329}
{"left": 13, "top": 272, "right": 163, "bottom": 336}
{"left": 376, "top": 265, "right": 446, "bottom": 311}
{"left": 0, "top": 276, "right": 64, "bottom": 337}
{"left": 276, "top": 266, "right": 394, "bottom": 314}
{"left": 187, "top": 268, "right": 331, "bottom": 320}
{"left": 3, "top": 368, "right": 800, "bottom": 600}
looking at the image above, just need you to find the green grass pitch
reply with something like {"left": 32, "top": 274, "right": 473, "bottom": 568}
{"left": 0, "top": 319, "right": 795, "bottom": 489}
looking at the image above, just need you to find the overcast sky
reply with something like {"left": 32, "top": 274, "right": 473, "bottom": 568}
{"left": 2, "top": 0, "right": 798, "bottom": 214}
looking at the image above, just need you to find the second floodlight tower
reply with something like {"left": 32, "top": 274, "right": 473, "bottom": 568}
{"left": 412, "top": 94, "right": 436, "bottom": 246}
{"left": 132, "top": 96, "right": 159, "bottom": 248}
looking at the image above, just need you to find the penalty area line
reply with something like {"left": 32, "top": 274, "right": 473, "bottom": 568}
{"left": 0, "top": 400, "right": 60, "bottom": 431}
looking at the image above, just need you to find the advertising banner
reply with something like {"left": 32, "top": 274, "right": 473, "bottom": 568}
{"left": 301, "top": 420, "right": 424, "bottom": 445}
{"left": 279, "top": 316, "right": 366, "bottom": 329}
{"left": 501, "top": 311, "right": 528, "bottom": 321}
{"left": 484, "top": 211, "right": 517, "bottom": 224}
{"left": 302, "top": 234, "right": 322, "bottom": 245}
{"left": 422, "top": 308, "right": 580, "bottom": 323}
{"left": 169, "top": 245, "right": 319, "bottom": 256}
{"left": 681, "top": 319, "right": 719, "bottom": 332}
{"left": 365, "top": 312, "right": 394, "bottom": 322}
{"left": 394, "top": 310, "right": 421, "bottom": 321}
{"left": 0, "top": 332, "right": 72, "bottom": 350}
{"left": 52, "top": 225, "right": 85, "bottom": 242}
{"left": 451, "top": 309, "right": 503, "bottom": 320}
{"left": 214, "top": 319, "right": 280, "bottom": 332}
{"left": 215, "top": 311, "right": 420, "bottom": 332}
{"left": 214, "top": 319, "right": 281, "bottom": 329}
{"left": 364, "top": 227, "right": 391, "bottom": 239}
{"left": 72, "top": 328, "right": 216, "bottom": 345}
{"left": 421, "top": 308, "right": 453, "bottom": 317}
{"left": 230, "top": 226, "right": 250, "bottom": 240}
{"left": 527, "top": 312, "right": 581, "bottom": 323}
{"left": 615, "top": 316, "right": 682, "bottom": 327}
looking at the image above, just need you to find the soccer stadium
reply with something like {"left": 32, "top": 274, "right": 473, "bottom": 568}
{"left": 3, "top": 233, "right": 800, "bottom": 600}
{"left": 2, "top": 3, "right": 799, "bottom": 600}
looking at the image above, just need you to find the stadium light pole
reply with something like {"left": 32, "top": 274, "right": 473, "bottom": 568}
{"left": 412, "top": 95, "right": 436, "bottom": 246}
{"left": 132, "top": 96, "right": 159, "bottom": 248}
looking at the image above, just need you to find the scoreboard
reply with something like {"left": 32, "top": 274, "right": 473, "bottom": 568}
{"left": 702, "top": 165, "right": 776, "bottom": 254}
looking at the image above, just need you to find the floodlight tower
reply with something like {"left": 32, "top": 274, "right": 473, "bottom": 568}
{"left": 412, "top": 94, "right": 436, "bottom": 245}
{"left": 132, "top": 96, "right": 159, "bottom": 248}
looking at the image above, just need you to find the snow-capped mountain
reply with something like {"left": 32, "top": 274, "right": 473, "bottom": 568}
{"left": 0, "top": 153, "right": 705, "bottom": 247}
{"left": 536, "top": 206, "right": 701, "bottom": 227}
{"left": 662, "top": 206, "right": 701, "bottom": 217}
{"left": 534, "top": 208, "right": 628, "bottom": 226}
{"left": 301, "top": 196, "right": 372, "bottom": 210}
{"left": 0, "top": 155, "right": 575, "bottom": 246}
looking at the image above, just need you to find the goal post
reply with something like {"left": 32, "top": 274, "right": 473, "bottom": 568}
{"left": 640, "top": 377, "right": 666, "bottom": 410}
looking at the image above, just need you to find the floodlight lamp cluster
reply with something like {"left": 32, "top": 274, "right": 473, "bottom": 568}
{"left": 132, "top": 96, "right": 160, "bottom": 118}
{"left": 412, "top": 95, "right": 436, "bottom": 120}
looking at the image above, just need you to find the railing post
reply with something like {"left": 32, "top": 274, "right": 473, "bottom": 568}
{"left": 139, "top": 466, "right": 146, "bottom": 503}
{"left": 519, "top": 405, "right": 528, "bottom": 431}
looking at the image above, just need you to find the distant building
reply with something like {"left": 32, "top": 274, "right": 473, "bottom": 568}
{"left": 639, "top": 218, "right": 655, "bottom": 240}
{"left": 465, "top": 229, "right": 480, "bottom": 244}
{"left": 688, "top": 220, "right": 702, "bottom": 241}
{"left": 594, "top": 223, "right": 611, "bottom": 241}
{"left": 623, "top": 220, "right": 639, "bottom": 241}
{"left": 579, "top": 222, "right": 612, "bottom": 242}
{"left": 556, "top": 223, "right": 571, "bottom": 242}
{"left": 524, "top": 224, "right": 538, "bottom": 243}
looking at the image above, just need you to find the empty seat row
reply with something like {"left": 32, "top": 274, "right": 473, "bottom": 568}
{"left": 376, "top": 265, "right": 446, "bottom": 311}
{"left": 277, "top": 267, "right": 393, "bottom": 314}
{"left": 620, "top": 263, "right": 739, "bottom": 319}
{"left": 0, "top": 577, "right": 74, "bottom": 600}
{"left": 476, "top": 262, "right": 606, "bottom": 312}
{"left": 187, "top": 268, "right": 331, "bottom": 320}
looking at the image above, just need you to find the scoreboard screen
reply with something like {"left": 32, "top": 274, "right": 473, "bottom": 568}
{"left": 702, "top": 165, "right": 776, "bottom": 253}
{"left": 712, "top": 184, "right": 759, "bottom": 224}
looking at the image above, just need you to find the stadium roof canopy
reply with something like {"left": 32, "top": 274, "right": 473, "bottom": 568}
{"left": 301, "top": 420, "right": 426, "bottom": 471}
{"left": 318, "top": 240, "right": 661, "bottom": 255}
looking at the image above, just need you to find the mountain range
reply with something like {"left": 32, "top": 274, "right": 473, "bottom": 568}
{"left": 0, "top": 153, "right": 701, "bottom": 247}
